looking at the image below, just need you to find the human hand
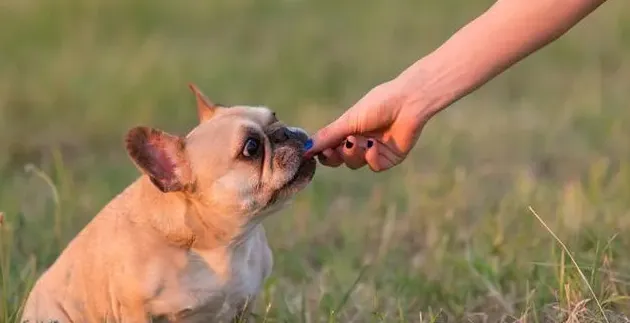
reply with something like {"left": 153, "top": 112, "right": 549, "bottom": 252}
{"left": 303, "top": 0, "right": 605, "bottom": 172}
{"left": 304, "top": 77, "right": 432, "bottom": 172}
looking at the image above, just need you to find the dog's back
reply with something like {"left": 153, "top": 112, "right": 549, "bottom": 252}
{"left": 21, "top": 181, "right": 144, "bottom": 322}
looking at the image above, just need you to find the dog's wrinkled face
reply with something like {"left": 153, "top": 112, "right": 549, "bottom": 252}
{"left": 125, "top": 84, "right": 316, "bottom": 221}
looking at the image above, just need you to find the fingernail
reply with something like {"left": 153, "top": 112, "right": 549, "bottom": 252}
{"left": 304, "top": 138, "right": 313, "bottom": 150}
{"left": 367, "top": 140, "right": 374, "bottom": 148}
{"left": 345, "top": 140, "right": 354, "bottom": 149}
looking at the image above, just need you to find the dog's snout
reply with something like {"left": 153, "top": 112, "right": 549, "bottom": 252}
{"left": 287, "top": 127, "right": 309, "bottom": 143}
{"left": 270, "top": 127, "right": 308, "bottom": 144}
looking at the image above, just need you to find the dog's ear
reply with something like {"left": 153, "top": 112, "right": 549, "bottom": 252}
{"left": 188, "top": 83, "right": 219, "bottom": 123}
{"left": 125, "top": 126, "right": 194, "bottom": 193}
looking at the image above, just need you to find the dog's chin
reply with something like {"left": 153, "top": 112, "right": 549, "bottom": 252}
{"left": 285, "top": 157, "right": 317, "bottom": 190}
{"left": 270, "top": 157, "right": 317, "bottom": 203}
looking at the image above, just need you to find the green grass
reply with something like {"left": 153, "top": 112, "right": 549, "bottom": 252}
{"left": 1, "top": 0, "right": 630, "bottom": 322}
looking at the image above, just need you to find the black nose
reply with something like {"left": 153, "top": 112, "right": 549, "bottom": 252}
{"left": 287, "top": 128, "right": 308, "bottom": 143}
{"left": 270, "top": 127, "right": 308, "bottom": 144}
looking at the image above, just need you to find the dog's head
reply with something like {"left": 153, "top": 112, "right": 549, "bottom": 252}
{"left": 125, "top": 84, "right": 316, "bottom": 221}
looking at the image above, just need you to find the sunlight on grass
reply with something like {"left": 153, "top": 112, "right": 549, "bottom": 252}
{"left": 1, "top": 0, "right": 630, "bottom": 322}
{"left": 529, "top": 206, "right": 609, "bottom": 323}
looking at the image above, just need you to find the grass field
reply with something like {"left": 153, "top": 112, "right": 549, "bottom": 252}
{"left": 1, "top": 0, "right": 630, "bottom": 322}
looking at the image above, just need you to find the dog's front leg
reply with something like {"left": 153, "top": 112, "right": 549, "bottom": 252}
{"left": 20, "top": 290, "right": 73, "bottom": 323}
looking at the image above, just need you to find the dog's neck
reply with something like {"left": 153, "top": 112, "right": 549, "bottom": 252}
{"left": 124, "top": 176, "right": 258, "bottom": 251}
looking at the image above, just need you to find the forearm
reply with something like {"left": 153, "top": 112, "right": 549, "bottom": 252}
{"left": 398, "top": 0, "right": 606, "bottom": 118}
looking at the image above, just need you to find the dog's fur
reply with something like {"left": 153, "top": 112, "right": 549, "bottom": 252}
{"left": 21, "top": 85, "right": 317, "bottom": 323}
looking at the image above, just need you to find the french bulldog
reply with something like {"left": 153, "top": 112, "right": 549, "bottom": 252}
{"left": 21, "top": 84, "right": 317, "bottom": 323}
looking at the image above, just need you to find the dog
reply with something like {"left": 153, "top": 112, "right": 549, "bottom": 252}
{"left": 21, "top": 84, "right": 317, "bottom": 323}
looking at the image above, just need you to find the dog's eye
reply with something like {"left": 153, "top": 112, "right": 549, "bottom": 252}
{"left": 242, "top": 138, "right": 261, "bottom": 157}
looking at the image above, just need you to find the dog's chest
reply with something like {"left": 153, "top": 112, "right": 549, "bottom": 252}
{"left": 148, "top": 233, "right": 272, "bottom": 322}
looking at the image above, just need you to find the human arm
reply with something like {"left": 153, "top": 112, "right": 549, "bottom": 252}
{"left": 304, "top": 0, "right": 607, "bottom": 171}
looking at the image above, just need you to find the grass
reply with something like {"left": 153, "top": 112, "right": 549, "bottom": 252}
{"left": 1, "top": 0, "right": 630, "bottom": 321}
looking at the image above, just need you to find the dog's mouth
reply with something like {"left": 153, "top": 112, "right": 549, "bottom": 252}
{"left": 267, "top": 156, "right": 316, "bottom": 205}
{"left": 283, "top": 157, "right": 317, "bottom": 189}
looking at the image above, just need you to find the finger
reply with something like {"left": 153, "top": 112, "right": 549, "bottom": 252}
{"left": 340, "top": 136, "right": 368, "bottom": 170}
{"left": 303, "top": 113, "right": 353, "bottom": 159}
{"left": 317, "top": 148, "right": 343, "bottom": 167}
{"left": 365, "top": 139, "right": 401, "bottom": 172}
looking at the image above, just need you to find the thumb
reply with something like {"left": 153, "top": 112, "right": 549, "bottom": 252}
{"left": 304, "top": 113, "right": 354, "bottom": 158}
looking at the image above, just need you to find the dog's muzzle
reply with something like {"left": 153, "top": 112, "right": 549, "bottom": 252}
{"left": 269, "top": 126, "right": 309, "bottom": 146}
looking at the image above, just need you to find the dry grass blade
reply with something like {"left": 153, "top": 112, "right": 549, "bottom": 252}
{"left": 528, "top": 206, "right": 610, "bottom": 323}
{"left": 333, "top": 265, "right": 370, "bottom": 317}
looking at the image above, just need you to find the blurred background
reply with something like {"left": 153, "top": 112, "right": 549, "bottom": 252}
{"left": 1, "top": 0, "right": 630, "bottom": 322}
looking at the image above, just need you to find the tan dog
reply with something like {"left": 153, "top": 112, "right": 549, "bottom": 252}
{"left": 21, "top": 84, "right": 317, "bottom": 323}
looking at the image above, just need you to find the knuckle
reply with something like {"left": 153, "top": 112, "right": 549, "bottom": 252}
{"left": 322, "top": 156, "right": 343, "bottom": 167}
{"left": 373, "top": 166, "right": 387, "bottom": 173}
{"left": 341, "top": 110, "right": 361, "bottom": 134}
{"left": 346, "top": 163, "right": 362, "bottom": 170}
{"left": 368, "top": 162, "right": 383, "bottom": 172}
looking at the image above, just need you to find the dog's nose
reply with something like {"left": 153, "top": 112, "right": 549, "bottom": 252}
{"left": 286, "top": 127, "right": 309, "bottom": 143}
{"left": 270, "top": 127, "right": 308, "bottom": 144}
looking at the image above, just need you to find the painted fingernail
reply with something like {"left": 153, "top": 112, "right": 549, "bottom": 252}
{"left": 345, "top": 140, "right": 354, "bottom": 149}
{"left": 304, "top": 138, "right": 313, "bottom": 150}
{"left": 367, "top": 140, "right": 374, "bottom": 148}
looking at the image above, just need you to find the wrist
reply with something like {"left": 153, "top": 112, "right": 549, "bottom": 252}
{"left": 392, "top": 58, "right": 456, "bottom": 123}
